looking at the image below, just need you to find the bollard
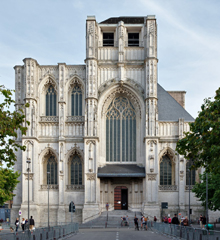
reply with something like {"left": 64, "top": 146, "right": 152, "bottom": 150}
{"left": 187, "top": 232, "right": 189, "bottom": 240}
{"left": 105, "top": 222, "right": 107, "bottom": 228}
{"left": 200, "top": 233, "right": 202, "bottom": 240}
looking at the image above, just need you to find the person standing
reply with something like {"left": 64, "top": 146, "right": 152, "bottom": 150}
{"left": 15, "top": 218, "right": 19, "bottom": 232}
{"left": 171, "top": 214, "right": 180, "bottom": 225}
{"left": 168, "top": 216, "right": 172, "bottom": 224}
{"left": 183, "top": 216, "right": 189, "bottom": 226}
{"left": 21, "top": 218, "right": 25, "bottom": 232}
{"left": 106, "top": 203, "right": 109, "bottom": 211}
{"left": 181, "top": 215, "right": 185, "bottom": 226}
{"left": 202, "top": 215, "right": 206, "bottom": 229}
{"left": 154, "top": 216, "right": 157, "bottom": 222}
{"left": 29, "top": 216, "right": 35, "bottom": 230}
{"left": 199, "top": 215, "right": 203, "bottom": 228}
{"left": 134, "top": 216, "right": 139, "bottom": 230}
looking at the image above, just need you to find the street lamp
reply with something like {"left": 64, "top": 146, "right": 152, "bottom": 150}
{"left": 26, "top": 159, "right": 31, "bottom": 228}
{"left": 188, "top": 167, "right": 191, "bottom": 225}
{"left": 47, "top": 172, "right": 50, "bottom": 229}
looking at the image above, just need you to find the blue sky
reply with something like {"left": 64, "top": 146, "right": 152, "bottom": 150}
{"left": 1, "top": 0, "right": 220, "bottom": 118}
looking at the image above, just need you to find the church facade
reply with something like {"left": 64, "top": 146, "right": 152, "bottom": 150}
{"left": 12, "top": 16, "right": 204, "bottom": 225}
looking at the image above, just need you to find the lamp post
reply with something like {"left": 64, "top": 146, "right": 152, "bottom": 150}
{"left": 47, "top": 172, "right": 50, "bottom": 229}
{"left": 188, "top": 167, "right": 191, "bottom": 225}
{"left": 206, "top": 172, "right": 209, "bottom": 230}
{"left": 26, "top": 159, "right": 31, "bottom": 227}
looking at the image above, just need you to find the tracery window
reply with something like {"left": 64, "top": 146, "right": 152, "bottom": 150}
{"left": 186, "top": 161, "right": 195, "bottom": 185}
{"left": 106, "top": 96, "right": 136, "bottom": 162}
{"left": 46, "top": 85, "right": 57, "bottom": 116}
{"left": 160, "top": 155, "right": 172, "bottom": 185}
{"left": 70, "top": 155, "right": 82, "bottom": 185}
{"left": 71, "top": 85, "right": 82, "bottom": 116}
{"left": 47, "top": 156, "right": 58, "bottom": 184}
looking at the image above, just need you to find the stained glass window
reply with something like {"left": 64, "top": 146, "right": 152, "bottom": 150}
{"left": 47, "top": 156, "right": 57, "bottom": 184}
{"left": 106, "top": 96, "right": 136, "bottom": 162}
{"left": 71, "top": 86, "right": 82, "bottom": 116}
{"left": 186, "top": 161, "right": 195, "bottom": 185}
{"left": 70, "top": 155, "right": 82, "bottom": 185}
{"left": 46, "top": 85, "right": 57, "bottom": 116}
{"left": 160, "top": 155, "right": 172, "bottom": 185}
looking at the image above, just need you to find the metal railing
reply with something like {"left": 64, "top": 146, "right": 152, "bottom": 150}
{"left": 0, "top": 223, "right": 78, "bottom": 240}
{"left": 150, "top": 221, "right": 220, "bottom": 240}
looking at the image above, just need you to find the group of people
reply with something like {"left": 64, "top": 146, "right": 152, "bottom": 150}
{"left": 121, "top": 216, "right": 129, "bottom": 226}
{"left": 162, "top": 214, "right": 189, "bottom": 226}
{"left": 134, "top": 215, "right": 148, "bottom": 230}
{"left": 14, "top": 216, "right": 35, "bottom": 232}
{"left": 199, "top": 214, "right": 207, "bottom": 229}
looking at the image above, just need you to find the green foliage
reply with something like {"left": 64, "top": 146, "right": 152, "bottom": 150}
{"left": 0, "top": 168, "right": 20, "bottom": 204}
{"left": 0, "top": 85, "right": 29, "bottom": 205}
{"left": 176, "top": 87, "right": 220, "bottom": 174}
{"left": 192, "top": 172, "right": 220, "bottom": 211}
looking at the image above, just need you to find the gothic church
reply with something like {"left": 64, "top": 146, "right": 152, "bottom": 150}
{"left": 12, "top": 16, "right": 203, "bottom": 225}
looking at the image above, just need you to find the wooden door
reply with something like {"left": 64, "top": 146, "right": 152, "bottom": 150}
{"left": 114, "top": 186, "right": 128, "bottom": 210}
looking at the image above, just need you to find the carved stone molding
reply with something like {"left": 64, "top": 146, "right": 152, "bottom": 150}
{"left": 86, "top": 173, "right": 96, "bottom": 180}
{"left": 66, "top": 185, "right": 85, "bottom": 191}
{"left": 101, "top": 86, "right": 141, "bottom": 118}
{"left": 147, "top": 140, "right": 157, "bottom": 145}
{"left": 147, "top": 174, "right": 157, "bottom": 181}
{"left": 24, "top": 140, "right": 34, "bottom": 145}
{"left": 159, "top": 185, "right": 177, "bottom": 191}
{"left": 66, "top": 144, "right": 84, "bottom": 162}
{"left": 39, "top": 116, "right": 59, "bottom": 122}
{"left": 180, "top": 170, "right": 184, "bottom": 181}
{"left": 24, "top": 173, "right": 34, "bottom": 180}
{"left": 185, "top": 185, "right": 194, "bottom": 190}
{"left": 159, "top": 147, "right": 176, "bottom": 163}
{"left": 40, "top": 185, "right": 59, "bottom": 190}
{"left": 86, "top": 140, "right": 96, "bottom": 145}
{"left": 66, "top": 116, "right": 85, "bottom": 122}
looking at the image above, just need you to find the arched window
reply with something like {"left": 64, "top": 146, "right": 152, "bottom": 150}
{"left": 46, "top": 85, "right": 57, "bottom": 116}
{"left": 70, "top": 155, "right": 82, "bottom": 185}
{"left": 47, "top": 156, "right": 58, "bottom": 184}
{"left": 106, "top": 96, "right": 136, "bottom": 162}
{"left": 71, "top": 85, "right": 82, "bottom": 116}
{"left": 160, "top": 155, "right": 172, "bottom": 185}
{"left": 186, "top": 161, "right": 196, "bottom": 185}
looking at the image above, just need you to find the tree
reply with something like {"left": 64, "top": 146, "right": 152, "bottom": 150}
{"left": 192, "top": 172, "right": 220, "bottom": 211}
{"left": 176, "top": 87, "right": 220, "bottom": 175}
{"left": 0, "top": 85, "right": 29, "bottom": 205}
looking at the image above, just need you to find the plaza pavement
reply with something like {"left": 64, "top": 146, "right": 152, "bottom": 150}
{"left": 65, "top": 228, "right": 172, "bottom": 240}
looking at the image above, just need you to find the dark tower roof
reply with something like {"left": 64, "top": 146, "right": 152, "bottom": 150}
{"left": 100, "top": 17, "right": 145, "bottom": 24}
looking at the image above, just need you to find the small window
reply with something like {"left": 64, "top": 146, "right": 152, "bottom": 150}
{"left": 128, "top": 33, "right": 139, "bottom": 46}
{"left": 103, "top": 33, "right": 114, "bottom": 46}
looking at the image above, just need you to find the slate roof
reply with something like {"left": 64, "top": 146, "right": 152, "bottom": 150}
{"left": 157, "top": 83, "right": 194, "bottom": 121}
{"left": 97, "top": 164, "right": 145, "bottom": 178}
{"left": 100, "top": 17, "right": 145, "bottom": 24}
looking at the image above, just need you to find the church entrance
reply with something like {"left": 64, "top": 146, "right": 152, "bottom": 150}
{"left": 114, "top": 186, "right": 128, "bottom": 210}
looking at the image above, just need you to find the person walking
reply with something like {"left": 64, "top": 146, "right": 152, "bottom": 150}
{"left": 29, "top": 216, "right": 35, "bottom": 230}
{"left": 15, "top": 218, "right": 19, "bottom": 232}
{"left": 171, "top": 214, "right": 180, "bottom": 225}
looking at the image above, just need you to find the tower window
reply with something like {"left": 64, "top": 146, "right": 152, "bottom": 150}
{"left": 128, "top": 33, "right": 139, "bottom": 46}
{"left": 103, "top": 33, "right": 114, "bottom": 46}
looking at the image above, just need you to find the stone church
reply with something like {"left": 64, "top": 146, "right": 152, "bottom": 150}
{"left": 12, "top": 15, "right": 204, "bottom": 225}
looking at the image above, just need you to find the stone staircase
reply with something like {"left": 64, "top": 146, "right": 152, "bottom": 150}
{"left": 79, "top": 210, "right": 142, "bottom": 229}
